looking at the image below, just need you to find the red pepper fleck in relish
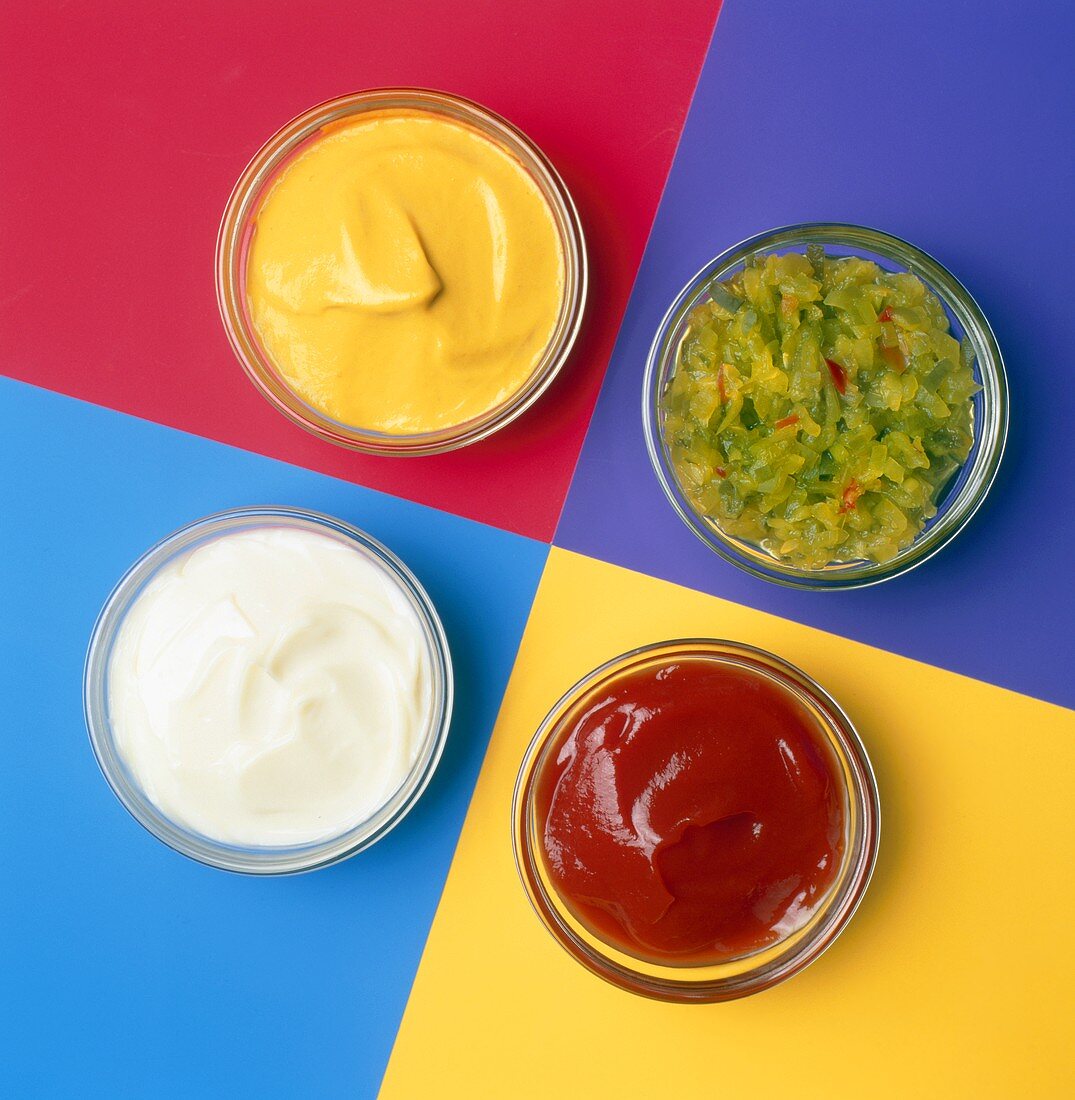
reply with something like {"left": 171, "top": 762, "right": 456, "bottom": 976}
{"left": 775, "top": 413, "right": 800, "bottom": 430}
{"left": 877, "top": 306, "right": 894, "bottom": 323}
{"left": 840, "top": 478, "right": 863, "bottom": 513}
{"left": 825, "top": 358, "right": 848, "bottom": 394}
{"left": 536, "top": 659, "right": 846, "bottom": 965}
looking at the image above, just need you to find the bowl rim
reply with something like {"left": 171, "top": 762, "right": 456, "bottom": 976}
{"left": 83, "top": 505, "right": 454, "bottom": 874}
{"left": 511, "top": 638, "right": 880, "bottom": 1002}
{"left": 642, "top": 222, "right": 1009, "bottom": 589}
{"left": 216, "top": 87, "right": 588, "bottom": 456}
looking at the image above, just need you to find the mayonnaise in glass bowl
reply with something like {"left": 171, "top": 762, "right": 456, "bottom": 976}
{"left": 84, "top": 507, "right": 453, "bottom": 873}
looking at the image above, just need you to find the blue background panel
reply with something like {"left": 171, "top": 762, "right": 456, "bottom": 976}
{"left": 0, "top": 378, "right": 547, "bottom": 1098}
{"left": 557, "top": 0, "right": 1075, "bottom": 708}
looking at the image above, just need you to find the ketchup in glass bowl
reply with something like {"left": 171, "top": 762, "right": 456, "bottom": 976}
{"left": 512, "top": 640, "right": 879, "bottom": 1002}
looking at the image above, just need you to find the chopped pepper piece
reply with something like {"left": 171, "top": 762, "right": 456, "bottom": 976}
{"left": 840, "top": 479, "right": 863, "bottom": 513}
{"left": 825, "top": 358, "right": 848, "bottom": 395}
{"left": 881, "top": 344, "right": 906, "bottom": 372}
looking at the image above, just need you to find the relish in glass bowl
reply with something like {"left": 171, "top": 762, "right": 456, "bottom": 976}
{"left": 643, "top": 224, "right": 1007, "bottom": 588}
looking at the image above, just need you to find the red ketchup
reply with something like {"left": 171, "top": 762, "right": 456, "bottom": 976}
{"left": 536, "top": 659, "right": 845, "bottom": 965}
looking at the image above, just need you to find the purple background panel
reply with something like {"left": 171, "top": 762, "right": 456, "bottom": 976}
{"left": 557, "top": 0, "right": 1075, "bottom": 709}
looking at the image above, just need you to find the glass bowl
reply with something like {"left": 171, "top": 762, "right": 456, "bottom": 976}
{"left": 84, "top": 506, "right": 453, "bottom": 874}
{"left": 643, "top": 223, "right": 1008, "bottom": 588}
{"left": 216, "top": 88, "right": 587, "bottom": 456}
{"left": 512, "top": 639, "right": 879, "bottom": 1002}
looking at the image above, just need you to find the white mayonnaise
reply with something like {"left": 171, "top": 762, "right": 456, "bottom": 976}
{"left": 107, "top": 525, "right": 432, "bottom": 847}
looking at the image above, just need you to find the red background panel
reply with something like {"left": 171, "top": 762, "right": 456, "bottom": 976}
{"left": 0, "top": 0, "right": 718, "bottom": 540}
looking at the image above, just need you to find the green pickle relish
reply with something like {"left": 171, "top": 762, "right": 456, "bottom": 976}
{"left": 661, "top": 249, "right": 980, "bottom": 568}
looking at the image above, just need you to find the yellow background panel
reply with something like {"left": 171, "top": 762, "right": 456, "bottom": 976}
{"left": 382, "top": 548, "right": 1075, "bottom": 1099}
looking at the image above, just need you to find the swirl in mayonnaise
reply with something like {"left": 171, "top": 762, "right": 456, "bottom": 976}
{"left": 107, "top": 526, "right": 432, "bottom": 847}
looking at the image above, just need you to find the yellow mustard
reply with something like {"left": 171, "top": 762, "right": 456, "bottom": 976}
{"left": 245, "top": 110, "right": 565, "bottom": 435}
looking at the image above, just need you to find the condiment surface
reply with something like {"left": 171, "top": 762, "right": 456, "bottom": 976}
{"left": 246, "top": 109, "right": 565, "bottom": 435}
{"left": 537, "top": 659, "right": 845, "bottom": 964}
{"left": 662, "top": 251, "right": 979, "bottom": 567}
{"left": 108, "top": 526, "right": 431, "bottom": 847}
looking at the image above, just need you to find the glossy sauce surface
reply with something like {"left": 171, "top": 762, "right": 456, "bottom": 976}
{"left": 536, "top": 659, "right": 846, "bottom": 964}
